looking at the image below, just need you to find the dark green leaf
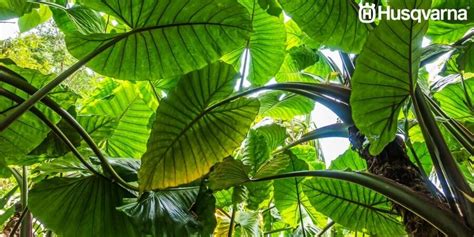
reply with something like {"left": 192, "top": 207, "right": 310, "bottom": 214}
{"left": 29, "top": 176, "right": 139, "bottom": 237}
{"left": 0, "top": 0, "right": 36, "bottom": 20}
{"left": 209, "top": 157, "right": 251, "bottom": 191}
{"left": 118, "top": 187, "right": 216, "bottom": 236}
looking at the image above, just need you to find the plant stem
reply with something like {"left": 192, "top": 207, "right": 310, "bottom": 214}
{"left": 263, "top": 227, "right": 293, "bottom": 235}
{"left": 0, "top": 89, "right": 102, "bottom": 177}
{"left": 425, "top": 95, "right": 473, "bottom": 155}
{"left": 238, "top": 0, "right": 255, "bottom": 91}
{"left": 289, "top": 156, "right": 306, "bottom": 237}
{"left": 228, "top": 203, "right": 237, "bottom": 237}
{"left": 0, "top": 69, "right": 138, "bottom": 191}
{"left": 413, "top": 86, "right": 473, "bottom": 226}
{"left": 0, "top": 34, "right": 125, "bottom": 132}
{"left": 317, "top": 220, "right": 335, "bottom": 237}
{"left": 20, "top": 167, "right": 32, "bottom": 237}
{"left": 250, "top": 170, "right": 473, "bottom": 237}
{"left": 9, "top": 207, "right": 29, "bottom": 237}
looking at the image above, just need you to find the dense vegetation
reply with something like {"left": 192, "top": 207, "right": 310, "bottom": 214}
{"left": 0, "top": 0, "right": 473, "bottom": 236}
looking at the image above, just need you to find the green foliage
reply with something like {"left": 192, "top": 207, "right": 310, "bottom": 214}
{"left": 351, "top": 0, "right": 430, "bottom": 155}
{"left": 222, "top": 0, "right": 287, "bottom": 86}
{"left": 303, "top": 178, "right": 406, "bottom": 236}
{"left": 64, "top": 0, "right": 252, "bottom": 81}
{"left": 139, "top": 62, "right": 259, "bottom": 190}
{"left": 0, "top": 0, "right": 36, "bottom": 20}
{"left": 434, "top": 78, "right": 473, "bottom": 124}
{"left": 279, "top": 0, "right": 369, "bottom": 53}
{"left": 1, "top": 0, "right": 473, "bottom": 236}
{"left": 118, "top": 188, "right": 216, "bottom": 236}
{"left": 28, "top": 176, "right": 140, "bottom": 237}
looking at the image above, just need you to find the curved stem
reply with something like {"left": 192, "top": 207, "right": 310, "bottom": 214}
{"left": 9, "top": 207, "right": 29, "bottom": 237}
{"left": 317, "top": 220, "right": 335, "bottom": 237}
{"left": 0, "top": 35, "right": 125, "bottom": 131}
{"left": 413, "top": 87, "right": 473, "bottom": 225}
{"left": 0, "top": 69, "right": 138, "bottom": 191}
{"left": 0, "top": 88, "right": 103, "bottom": 177}
{"left": 250, "top": 170, "right": 473, "bottom": 237}
{"left": 274, "top": 123, "right": 349, "bottom": 154}
{"left": 425, "top": 95, "right": 474, "bottom": 155}
{"left": 228, "top": 203, "right": 237, "bottom": 237}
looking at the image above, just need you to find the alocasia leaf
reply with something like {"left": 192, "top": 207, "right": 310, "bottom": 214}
{"left": 222, "top": 0, "right": 286, "bottom": 86}
{"left": 303, "top": 177, "right": 406, "bottom": 236}
{"left": 29, "top": 176, "right": 140, "bottom": 237}
{"left": 59, "top": 0, "right": 252, "bottom": 81}
{"left": 351, "top": 0, "right": 430, "bottom": 155}
{"left": 139, "top": 62, "right": 259, "bottom": 190}
{"left": 279, "top": 0, "right": 370, "bottom": 53}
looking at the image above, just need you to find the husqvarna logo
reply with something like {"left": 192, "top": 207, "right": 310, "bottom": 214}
{"left": 359, "top": 3, "right": 377, "bottom": 23}
{"left": 358, "top": 3, "right": 469, "bottom": 23}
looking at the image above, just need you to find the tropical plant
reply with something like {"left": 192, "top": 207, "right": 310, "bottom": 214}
{"left": 0, "top": 0, "right": 473, "bottom": 236}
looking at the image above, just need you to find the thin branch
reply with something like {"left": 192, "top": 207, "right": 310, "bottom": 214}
{"left": 0, "top": 69, "right": 138, "bottom": 191}
{"left": 250, "top": 170, "right": 472, "bottom": 237}
{"left": 413, "top": 86, "right": 473, "bottom": 224}
{"left": 317, "top": 220, "right": 335, "bottom": 237}
{"left": 263, "top": 227, "right": 293, "bottom": 235}
{"left": 9, "top": 207, "right": 29, "bottom": 237}
{"left": 0, "top": 32, "right": 127, "bottom": 131}
{"left": 228, "top": 203, "right": 237, "bottom": 237}
{"left": 0, "top": 88, "right": 103, "bottom": 177}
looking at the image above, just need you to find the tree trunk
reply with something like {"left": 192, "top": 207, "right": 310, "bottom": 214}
{"left": 348, "top": 127, "right": 448, "bottom": 236}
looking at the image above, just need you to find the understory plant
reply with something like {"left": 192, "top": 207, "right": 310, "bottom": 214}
{"left": 0, "top": 0, "right": 473, "bottom": 236}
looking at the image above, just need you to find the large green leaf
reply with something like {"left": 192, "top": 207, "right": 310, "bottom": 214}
{"left": 51, "top": 2, "right": 106, "bottom": 35}
{"left": 258, "top": 91, "right": 315, "bottom": 120}
{"left": 407, "top": 142, "right": 433, "bottom": 175}
{"left": 118, "top": 188, "right": 216, "bottom": 236}
{"left": 215, "top": 210, "right": 261, "bottom": 237}
{"left": 329, "top": 149, "right": 366, "bottom": 171}
{"left": 222, "top": 0, "right": 286, "bottom": 86}
{"left": 28, "top": 176, "right": 139, "bottom": 237}
{"left": 209, "top": 157, "right": 251, "bottom": 191}
{"left": 285, "top": 19, "right": 318, "bottom": 50}
{"left": 434, "top": 78, "right": 473, "bottom": 124}
{"left": 0, "top": 0, "right": 36, "bottom": 20}
{"left": 81, "top": 80, "right": 156, "bottom": 158}
{"left": 427, "top": 21, "right": 474, "bottom": 44}
{"left": 253, "top": 124, "right": 287, "bottom": 151}
{"left": 303, "top": 178, "right": 405, "bottom": 236}
{"left": 0, "top": 64, "right": 70, "bottom": 164}
{"left": 241, "top": 127, "right": 290, "bottom": 209}
{"left": 139, "top": 62, "right": 259, "bottom": 190}
{"left": 273, "top": 156, "right": 325, "bottom": 230}
{"left": 62, "top": 0, "right": 251, "bottom": 80}
{"left": 18, "top": 5, "right": 52, "bottom": 33}
{"left": 275, "top": 45, "right": 321, "bottom": 83}
{"left": 351, "top": 0, "right": 430, "bottom": 155}
{"left": 279, "top": 0, "right": 369, "bottom": 53}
